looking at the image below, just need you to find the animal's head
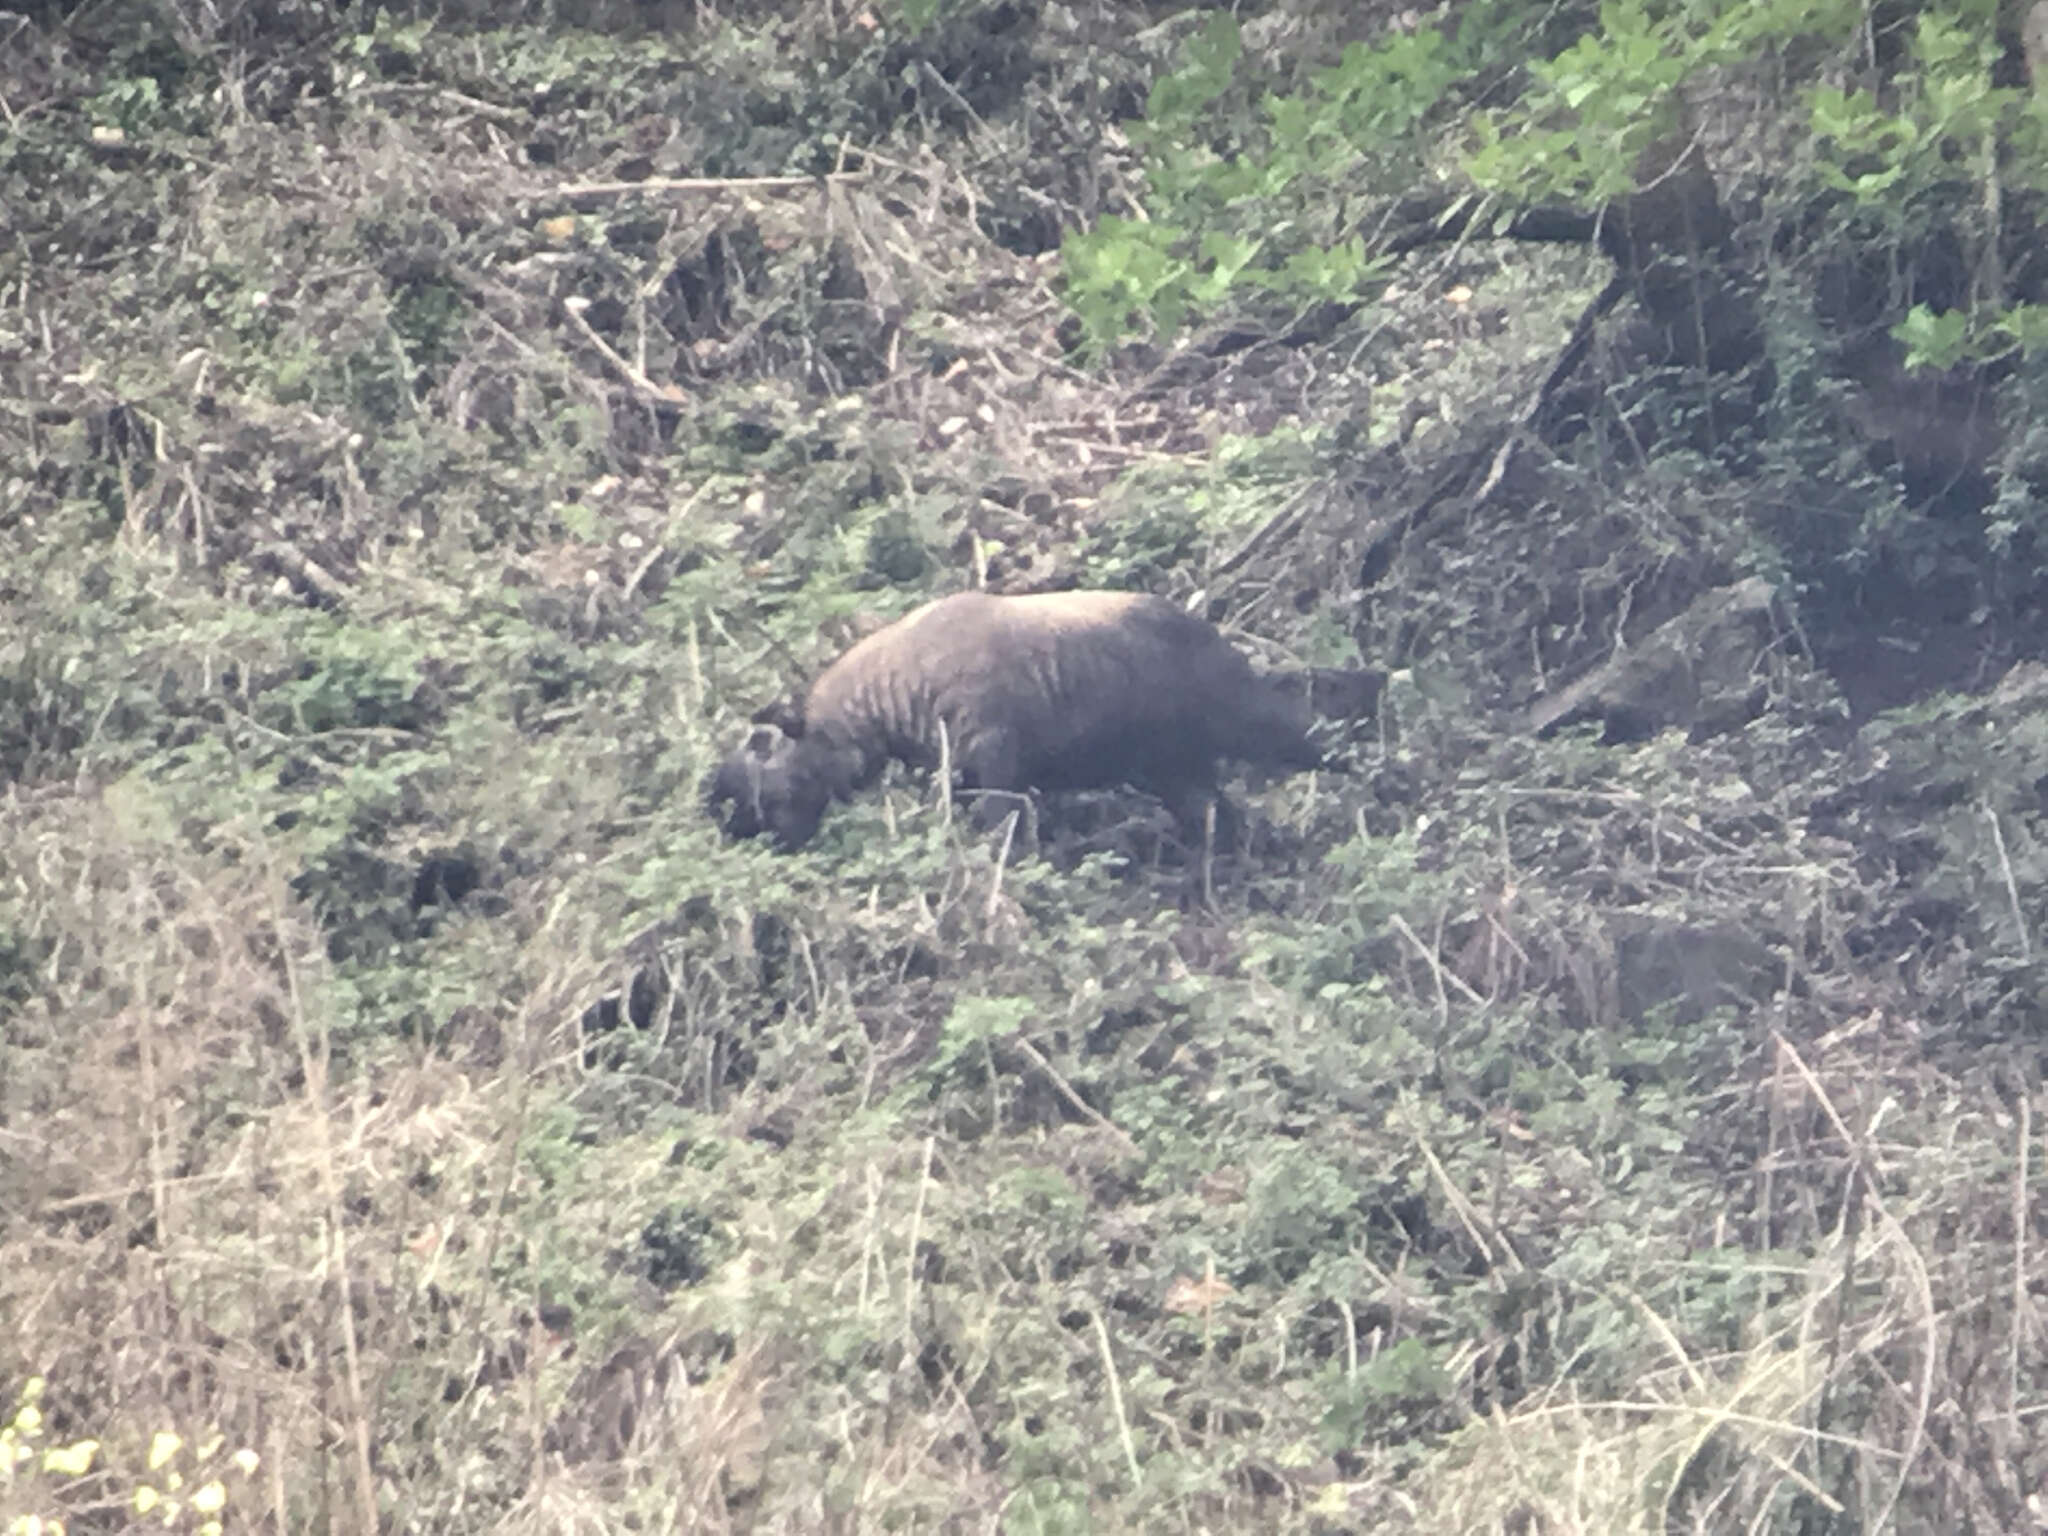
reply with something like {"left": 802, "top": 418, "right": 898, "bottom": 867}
{"left": 704, "top": 723, "right": 835, "bottom": 851}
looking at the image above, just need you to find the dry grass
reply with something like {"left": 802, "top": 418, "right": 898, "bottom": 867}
{"left": 1, "top": 781, "right": 568, "bottom": 1530}
{"left": 15, "top": 767, "right": 2048, "bottom": 1533}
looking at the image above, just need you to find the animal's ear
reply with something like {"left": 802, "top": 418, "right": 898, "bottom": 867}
{"left": 752, "top": 698, "right": 806, "bottom": 737}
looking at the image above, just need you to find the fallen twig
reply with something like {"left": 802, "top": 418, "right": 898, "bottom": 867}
{"left": 562, "top": 298, "right": 687, "bottom": 405}
{"left": 1010, "top": 1033, "right": 1139, "bottom": 1157}
{"left": 554, "top": 171, "right": 870, "bottom": 201}
{"left": 1358, "top": 273, "right": 1628, "bottom": 586}
{"left": 258, "top": 540, "right": 350, "bottom": 604}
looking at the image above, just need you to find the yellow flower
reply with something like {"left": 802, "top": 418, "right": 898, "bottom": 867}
{"left": 191, "top": 1481, "right": 226, "bottom": 1514}
{"left": 147, "top": 1433, "right": 181, "bottom": 1472}
{"left": 231, "top": 1448, "right": 260, "bottom": 1477}
{"left": 40, "top": 1440, "right": 98, "bottom": 1477}
{"left": 133, "top": 1487, "right": 161, "bottom": 1515}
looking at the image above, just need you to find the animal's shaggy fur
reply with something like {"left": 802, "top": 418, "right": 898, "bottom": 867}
{"left": 706, "top": 589, "right": 1330, "bottom": 851}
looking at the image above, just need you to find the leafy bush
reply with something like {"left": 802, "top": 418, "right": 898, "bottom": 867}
{"left": 1060, "top": 13, "right": 1467, "bottom": 355}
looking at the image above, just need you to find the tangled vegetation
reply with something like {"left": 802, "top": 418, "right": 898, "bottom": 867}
{"left": 5, "top": 0, "right": 2048, "bottom": 1530}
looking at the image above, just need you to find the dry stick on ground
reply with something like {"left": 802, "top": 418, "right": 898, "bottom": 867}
{"left": 457, "top": 279, "right": 622, "bottom": 441}
{"left": 354, "top": 83, "right": 529, "bottom": 125}
{"left": 1389, "top": 913, "right": 1487, "bottom": 1008}
{"left": 561, "top": 299, "right": 686, "bottom": 405}
{"left": 258, "top": 539, "right": 350, "bottom": 604}
{"left": 1086, "top": 1302, "right": 1144, "bottom": 1490}
{"left": 554, "top": 171, "right": 871, "bottom": 201}
{"left": 1008, "top": 1032, "right": 1139, "bottom": 1158}
{"left": 1411, "top": 1124, "right": 1522, "bottom": 1276}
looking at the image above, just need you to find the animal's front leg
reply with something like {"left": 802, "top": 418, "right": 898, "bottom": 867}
{"left": 953, "top": 728, "right": 1035, "bottom": 839}
{"left": 1159, "top": 780, "right": 1242, "bottom": 854}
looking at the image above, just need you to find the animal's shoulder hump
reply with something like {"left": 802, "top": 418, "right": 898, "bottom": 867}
{"left": 994, "top": 590, "right": 1191, "bottom": 634}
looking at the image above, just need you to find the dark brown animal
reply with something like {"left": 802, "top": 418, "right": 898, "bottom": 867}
{"left": 706, "top": 589, "right": 1331, "bottom": 851}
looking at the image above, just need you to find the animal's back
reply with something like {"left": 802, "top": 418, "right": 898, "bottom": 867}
{"left": 802, "top": 589, "right": 1314, "bottom": 791}
{"left": 800, "top": 591, "right": 1007, "bottom": 760}
{"left": 804, "top": 589, "right": 1168, "bottom": 720}
{"left": 987, "top": 591, "right": 1321, "bottom": 782}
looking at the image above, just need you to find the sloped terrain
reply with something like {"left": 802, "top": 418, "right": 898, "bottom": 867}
{"left": 6, "top": 2, "right": 2048, "bottom": 1532}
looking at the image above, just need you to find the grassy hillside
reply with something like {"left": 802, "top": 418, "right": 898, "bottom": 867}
{"left": 6, "top": 2, "right": 2048, "bottom": 1532}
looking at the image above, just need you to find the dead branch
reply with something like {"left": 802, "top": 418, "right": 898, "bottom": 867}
{"left": 553, "top": 171, "right": 870, "bottom": 202}
{"left": 258, "top": 540, "right": 350, "bottom": 605}
{"left": 561, "top": 298, "right": 688, "bottom": 406}
{"left": 1358, "top": 273, "right": 1628, "bottom": 588}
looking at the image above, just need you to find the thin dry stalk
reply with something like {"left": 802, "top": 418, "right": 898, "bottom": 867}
{"left": 1009, "top": 1034, "right": 1139, "bottom": 1157}
{"left": 1411, "top": 1119, "right": 1521, "bottom": 1276}
{"left": 1088, "top": 1302, "right": 1143, "bottom": 1490}
{"left": 2015, "top": 1091, "right": 2035, "bottom": 1442}
{"left": 903, "top": 1134, "right": 936, "bottom": 1345}
{"left": 1771, "top": 1031, "right": 1937, "bottom": 1534}
{"left": 555, "top": 170, "right": 870, "bottom": 200}
{"left": 1986, "top": 804, "right": 2033, "bottom": 958}
{"left": 272, "top": 882, "right": 378, "bottom": 1536}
